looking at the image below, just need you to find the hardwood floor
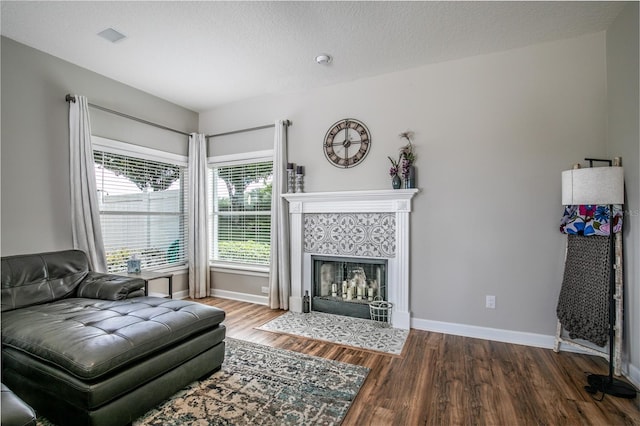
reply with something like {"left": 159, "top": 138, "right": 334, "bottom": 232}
{"left": 197, "top": 297, "right": 639, "bottom": 425}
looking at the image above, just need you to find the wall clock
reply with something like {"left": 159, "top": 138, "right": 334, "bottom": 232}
{"left": 323, "top": 118, "right": 371, "bottom": 168}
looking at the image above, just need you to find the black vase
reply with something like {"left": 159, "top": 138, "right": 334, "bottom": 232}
{"left": 302, "top": 290, "right": 310, "bottom": 313}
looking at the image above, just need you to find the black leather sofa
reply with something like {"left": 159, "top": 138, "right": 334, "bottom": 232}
{"left": 1, "top": 250, "right": 226, "bottom": 426}
{"left": 1, "top": 383, "right": 37, "bottom": 426}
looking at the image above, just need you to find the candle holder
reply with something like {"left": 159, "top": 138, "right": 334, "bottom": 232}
{"left": 286, "top": 163, "right": 295, "bottom": 193}
{"left": 295, "top": 165, "right": 304, "bottom": 193}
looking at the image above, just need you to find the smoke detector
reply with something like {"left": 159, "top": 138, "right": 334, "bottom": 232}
{"left": 315, "top": 54, "right": 332, "bottom": 65}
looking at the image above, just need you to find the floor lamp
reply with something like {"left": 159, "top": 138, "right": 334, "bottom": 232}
{"left": 561, "top": 160, "right": 636, "bottom": 399}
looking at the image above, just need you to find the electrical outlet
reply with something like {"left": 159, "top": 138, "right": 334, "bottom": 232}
{"left": 485, "top": 295, "right": 496, "bottom": 309}
{"left": 261, "top": 286, "right": 269, "bottom": 294}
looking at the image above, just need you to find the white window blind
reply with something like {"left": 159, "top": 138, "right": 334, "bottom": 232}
{"left": 94, "top": 149, "right": 188, "bottom": 273}
{"left": 209, "top": 160, "right": 273, "bottom": 266}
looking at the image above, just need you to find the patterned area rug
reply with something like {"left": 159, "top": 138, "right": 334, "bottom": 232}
{"left": 37, "top": 338, "right": 369, "bottom": 426}
{"left": 256, "top": 311, "right": 409, "bottom": 355}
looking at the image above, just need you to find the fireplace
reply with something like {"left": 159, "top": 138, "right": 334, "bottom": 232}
{"left": 283, "top": 189, "right": 419, "bottom": 329}
{"left": 312, "top": 255, "right": 387, "bottom": 319}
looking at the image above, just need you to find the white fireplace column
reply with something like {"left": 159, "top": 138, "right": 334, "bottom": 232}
{"left": 282, "top": 189, "right": 419, "bottom": 329}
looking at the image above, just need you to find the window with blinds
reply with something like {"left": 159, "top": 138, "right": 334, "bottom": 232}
{"left": 209, "top": 160, "right": 273, "bottom": 266}
{"left": 94, "top": 150, "right": 188, "bottom": 273}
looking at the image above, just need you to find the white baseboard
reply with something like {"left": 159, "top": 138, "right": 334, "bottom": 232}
{"left": 627, "top": 362, "right": 640, "bottom": 389}
{"left": 411, "top": 317, "right": 556, "bottom": 349}
{"left": 172, "top": 289, "right": 189, "bottom": 299}
{"left": 148, "top": 290, "right": 189, "bottom": 299}
{"left": 209, "top": 288, "right": 268, "bottom": 306}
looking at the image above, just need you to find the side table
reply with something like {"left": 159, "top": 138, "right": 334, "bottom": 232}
{"left": 126, "top": 271, "right": 174, "bottom": 299}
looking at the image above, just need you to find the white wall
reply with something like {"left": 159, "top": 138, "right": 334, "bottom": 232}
{"left": 606, "top": 2, "right": 640, "bottom": 381}
{"left": 200, "top": 33, "right": 609, "bottom": 340}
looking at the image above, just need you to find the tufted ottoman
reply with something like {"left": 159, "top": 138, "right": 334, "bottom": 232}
{"left": 1, "top": 250, "right": 225, "bottom": 426}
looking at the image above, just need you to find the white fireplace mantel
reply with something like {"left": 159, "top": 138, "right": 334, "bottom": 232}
{"left": 282, "top": 189, "right": 419, "bottom": 329}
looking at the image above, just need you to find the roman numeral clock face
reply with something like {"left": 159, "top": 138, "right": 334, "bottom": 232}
{"left": 324, "top": 119, "right": 371, "bottom": 168}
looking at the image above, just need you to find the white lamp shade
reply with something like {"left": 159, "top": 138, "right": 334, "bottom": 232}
{"left": 561, "top": 166, "right": 624, "bottom": 205}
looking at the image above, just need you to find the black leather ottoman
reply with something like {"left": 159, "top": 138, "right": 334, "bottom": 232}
{"left": 1, "top": 383, "right": 36, "bottom": 426}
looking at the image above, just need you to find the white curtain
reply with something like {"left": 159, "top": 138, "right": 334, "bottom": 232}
{"left": 69, "top": 95, "right": 107, "bottom": 272}
{"left": 188, "top": 133, "right": 210, "bottom": 298}
{"left": 268, "top": 120, "right": 291, "bottom": 309}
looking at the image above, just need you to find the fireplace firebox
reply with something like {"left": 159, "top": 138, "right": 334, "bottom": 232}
{"left": 312, "top": 255, "right": 387, "bottom": 319}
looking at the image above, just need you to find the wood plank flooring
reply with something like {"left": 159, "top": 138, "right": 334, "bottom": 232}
{"left": 196, "top": 297, "right": 640, "bottom": 425}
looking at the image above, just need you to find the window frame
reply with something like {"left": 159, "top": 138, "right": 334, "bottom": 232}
{"left": 208, "top": 150, "right": 274, "bottom": 275}
{"left": 92, "top": 136, "right": 189, "bottom": 273}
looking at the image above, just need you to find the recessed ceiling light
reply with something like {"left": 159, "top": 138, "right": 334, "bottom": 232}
{"left": 315, "top": 54, "right": 332, "bottom": 65}
{"left": 97, "top": 28, "right": 127, "bottom": 43}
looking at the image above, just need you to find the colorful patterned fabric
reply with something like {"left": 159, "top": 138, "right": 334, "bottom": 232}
{"left": 560, "top": 204, "right": 623, "bottom": 236}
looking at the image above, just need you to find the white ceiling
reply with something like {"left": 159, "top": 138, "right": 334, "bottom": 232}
{"left": 1, "top": 1, "right": 626, "bottom": 113}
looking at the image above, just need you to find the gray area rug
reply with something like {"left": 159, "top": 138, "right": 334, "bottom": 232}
{"left": 257, "top": 311, "right": 409, "bottom": 355}
{"left": 38, "top": 338, "right": 369, "bottom": 425}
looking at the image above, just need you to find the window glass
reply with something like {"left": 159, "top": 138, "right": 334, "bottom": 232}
{"left": 209, "top": 160, "right": 272, "bottom": 265}
{"left": 94, "top": 150, "right": 188, "bottom": 272}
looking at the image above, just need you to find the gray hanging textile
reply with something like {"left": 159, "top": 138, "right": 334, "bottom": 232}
{"left": 556, "top": 234, "right": 610, "bottom": 347}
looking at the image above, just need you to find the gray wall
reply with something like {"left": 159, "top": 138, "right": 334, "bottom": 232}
{"left": 1, "top": 37, "right": 198, "bottom": 293}
{"left": 606, "top": 2, "right": 640, "bottom": 377}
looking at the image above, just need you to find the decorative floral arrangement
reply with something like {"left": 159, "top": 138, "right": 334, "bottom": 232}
{"left": 398, "top": 131, "right": 416, "bottom": 180}
{"left": 387, "top": 156, "right": 399, "bottom": 177}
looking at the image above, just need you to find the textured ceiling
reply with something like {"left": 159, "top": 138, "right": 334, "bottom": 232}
{"left": 0, "top": 1, "right": 626, "bottom": 112}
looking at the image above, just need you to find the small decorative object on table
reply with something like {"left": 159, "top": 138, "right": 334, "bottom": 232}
{"left": 127, "top": 254, "right": 141, "bottom": 273}
{"left": 388, "top": 155, "right": 402, "bottom": 189}
{"left": 295, "top": 165, "right": 305, "bottom": 193}
{"left": 369, "top": 296, "right": 393, "bottom": 327}
{"left": 286, "top": 163, "right": 295, "bottom": 193}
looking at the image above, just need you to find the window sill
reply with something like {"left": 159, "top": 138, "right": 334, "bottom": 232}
{"left": 209, "top": 262, "right": 269, "bottom": 278}
{"left": 114, "top": 264, "right": 188, "bottom": 275}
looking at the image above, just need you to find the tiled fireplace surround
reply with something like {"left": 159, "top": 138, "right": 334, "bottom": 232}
{"left": 282, "top": 189, "right": 419, "bottom": 329}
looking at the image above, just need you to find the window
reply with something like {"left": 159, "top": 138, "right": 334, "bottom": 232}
{"left": 93, "top": 139, "right": 188, "bottom": 273}
{"left": 209, "top": 157, "right": 273, "bottom": 266}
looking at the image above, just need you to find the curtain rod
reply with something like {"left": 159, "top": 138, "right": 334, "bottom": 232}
{"left": 65, "top": 94, "right": 192, "bottom": 137}
{"left": 205, "top": 120, "right": 292, "bottom": 139}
